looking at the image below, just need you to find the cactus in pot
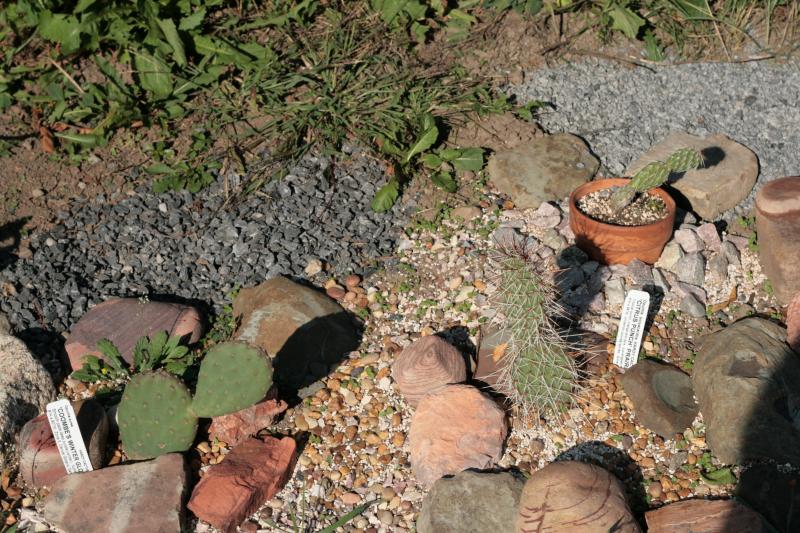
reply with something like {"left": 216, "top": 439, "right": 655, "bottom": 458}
{"left": 117, "top": 341, "right": 272, "bottom": 459}
{"left": 610, "top": 148, "right": 704, "bottom": 212}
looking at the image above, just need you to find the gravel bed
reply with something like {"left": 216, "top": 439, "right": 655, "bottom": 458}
{"left": 510, "top": 59, "right": 800, "bottom": 215}
{"left": 0, "top": 150, "right": 406, "bottom": 337}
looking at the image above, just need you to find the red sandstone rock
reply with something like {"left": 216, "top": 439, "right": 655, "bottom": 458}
{"left": 208, "top": 392, "right": 288, "bottom": 447}
{"left": 65, "top": 298, "right": 204, "bottom": 371}
{"left": 18, "top": 399, "right": 108, "bottom": 489}
{"left": 43, "top": 454, "right": 187, "bottom": 533}
{"left": 516, "top": 461, "right": 640, "bottom": 533}
{"left": 756, "top": 176, "right": 800, "bottom": 304}
{"left": 409, "top": 384, "right": 507, "bottom": 487}
{"left": 392, "top": 336, "right": 466, "bottom": 406}
{"left": 645, "top": 498, "right": 772, "bottom": 532}
{"left": 188, "top": 436, "right": 297, "bottom": 533}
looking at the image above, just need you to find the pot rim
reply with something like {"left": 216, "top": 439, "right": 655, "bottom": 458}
{"left": 569, "top": 177, "right": 676, "bottom": 232}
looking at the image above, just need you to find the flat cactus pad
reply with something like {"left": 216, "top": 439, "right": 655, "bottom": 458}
{"left": 118, "top": 372, "right": 198, "bottom": 459}
{"left": 191, "top": 341, "right": 273, "bottom": 418}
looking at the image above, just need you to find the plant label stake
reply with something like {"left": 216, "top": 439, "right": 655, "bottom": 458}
{"left": 45, "top": 399, "right": 93, "bottom": 474}
{"left": 613, "top": 290, "right": 651, "bottom": 369}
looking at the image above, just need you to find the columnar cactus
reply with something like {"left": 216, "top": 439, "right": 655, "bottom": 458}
{"left": 489, "top": 245, "right": 579, "bottom": 419}
{"left": 610, "top": 148, "right": 703, "bottom": 212}
{"left": 118, "top": 341, "right": 273, "bottom": 459}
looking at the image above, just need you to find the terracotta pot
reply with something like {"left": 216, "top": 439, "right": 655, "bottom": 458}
{"left": 569, "top": 178, "right": 676, "bottom": 265}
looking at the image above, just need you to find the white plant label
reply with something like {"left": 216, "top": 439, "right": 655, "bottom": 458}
{"left": 613, "top": 289, "right": 651, "bottom": 369}
{"left": 45, "top": 399, "right": 93, "bottom": 474}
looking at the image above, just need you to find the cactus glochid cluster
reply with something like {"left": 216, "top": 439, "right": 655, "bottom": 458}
{"left": 489, "top": 243, "right": 580, "bottom": 419}
{"left": 610, "top": 147, "right": 704, "bottom": 212}
{"left": 117, "top": 341, "right": 272, "bottom": 459}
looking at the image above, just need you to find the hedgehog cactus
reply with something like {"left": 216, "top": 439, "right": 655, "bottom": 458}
{"left": 610, "top": 148, "right": 703, "bottom": 212}
{"left": 489, "top": 245, "right": 580, "bottom": 419}
{"left": 118, "top": 341, "right": 272, "bottom": 459}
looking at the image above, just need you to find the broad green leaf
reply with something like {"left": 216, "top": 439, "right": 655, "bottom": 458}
{"left": 134, "top": 51, "right": 173, "bottom": 99}
{"left": 146, "top": 162, "right": 176, "bottom": 175}
{"left": 96, "top": 339, "right": 126, "bottom": 373}
{"left": 438, "top": 148, "right": 462, "bottom": 161}
{"left": 133, "top": 336, "right": 149, "bottom": 372}
{"left": 38, "top": 11, "right": 83, "bottom": 55}
{"left": 74, "top": 0, "right": 98, "bottom": 13}
{"left": 701, "top": 467, "right": 736, "bottom": 485}
{"left": 371, "top": 180, "right": 399, "bottom": 213}
{"left": 404, "top": 125, "right": 438, "bottom": 163}
{"left": 421, "top": 153, "right": 443, "bottom": 169}
{"left": 608, "top": 6, "right": 645, "bottom": 39}
{"left": 670, "top": 0, "right": 710, "bottom": 19}
{"left": 149, "top": 331, "right": 168, "bottom": 361}
{"left": 193, "top": 34, "right": 251, "bottom": 65}
{"left": 451, "top": 147, "right": 484, "bottom": 172}
{"left": 54, "top": 132, "right": 99, "bottom": 146}
{"left": 156, "top": 19, "right": 187, "bottom": 67}
{"left": 70, "top": 368, "right": 99, "bottom": 383}
{"left": 447, "top": 8, "right": 477, "bottom": 25}
{"left": 179, "top": 7, "right": 206, "bottom": 30}
{"left": 431, "top": 171, "right": 458, "bottom": 193}
{"left": 403, "top": 0, "right": 428, "bottom": 20}
{"left": 84, "top": 355, "right": 101, "bottom": 371}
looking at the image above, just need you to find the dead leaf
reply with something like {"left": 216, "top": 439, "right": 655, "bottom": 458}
{"left": 710, "top": 286, "right": 738, "bottom": 313}
{"left": 39, "top": 126, "right": 54, "bottom": 153}
{"left": 492, "top": 342, "right": 508, "bottom": 363}
{"left": 1, "top": 468, "right": 10, "bottom": 491}
{"left": 51, "top": 122, "right": 69, "bottom": 132}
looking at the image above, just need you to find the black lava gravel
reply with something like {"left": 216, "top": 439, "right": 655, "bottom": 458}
{"left": 0, "top": 150, "right": 407, "bottom": 336}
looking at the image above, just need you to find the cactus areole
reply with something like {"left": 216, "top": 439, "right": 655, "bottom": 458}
{"left": 568, "top": 148, "right": 703, "bottom": 265}
{"left": 118, "top": 341, "right": 273, "bottom": 459}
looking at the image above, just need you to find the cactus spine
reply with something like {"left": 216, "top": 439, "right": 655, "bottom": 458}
{"left": 610, "top": 148, "right": 703, "bottom": 212}
{"left": 489, "top": 244, "right": 580, "bottom": 419}
{"left": 118, "top": 341, "right": 273, "bottom": 459}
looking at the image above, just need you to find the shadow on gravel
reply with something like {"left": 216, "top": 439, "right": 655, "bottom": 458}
{"left": 273, "top": 312, "right": 363, "bottom": 406}
{"left": 0, "top": 217, "right": 27, "bottom": 271}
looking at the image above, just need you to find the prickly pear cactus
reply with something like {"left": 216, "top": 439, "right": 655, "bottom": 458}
{"left": 191, "top": 342, "right": 273, "bottom": 418}
{"left": 610, "top": 148, "right": 703, "bottom": 213}
{"left": 118, "top": 372, "right": 198, "bottom": 459}
{"left": 665, "top": 147, "right": 703, "bottom": 172}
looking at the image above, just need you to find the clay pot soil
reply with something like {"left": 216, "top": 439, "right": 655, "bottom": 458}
{"left": 569, "top": 178, "right": 676, "bottom": 265}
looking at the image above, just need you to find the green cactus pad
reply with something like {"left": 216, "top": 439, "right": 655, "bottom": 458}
{"left": 191, "top": 341, "right": 273, "bottom": 418}
{"left": 665, "top": 147, "right": 703, "bottom": 172}
{"left": 118, "top": 372, "right": 198, "bottom": 459}
{"left": 631, "top": 161, "right": 671, "bottom": 192}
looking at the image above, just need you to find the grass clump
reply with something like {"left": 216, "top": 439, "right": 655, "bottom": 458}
{"left": 489, "top": 242, "right": 581, "bottom": 419}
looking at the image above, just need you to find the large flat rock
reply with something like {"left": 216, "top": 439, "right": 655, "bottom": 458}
{"left": 693, "top": 317, "right": 800, "bottom": 465}
{"left": 625, "top": 132, "right": 758, "bottom": 220}
{"left": 44, "top": 453, "right": 187, "bottom": 533}
{"left": 487, "top": 133, "right": 598, "bottom": 209}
